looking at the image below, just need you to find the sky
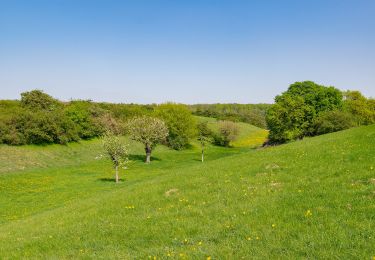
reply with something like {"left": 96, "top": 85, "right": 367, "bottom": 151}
{"left": 0, "top": 0, "right": 374, "bottom": 104}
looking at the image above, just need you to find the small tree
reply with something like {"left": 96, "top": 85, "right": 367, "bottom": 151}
{"left": 102, "top": 132, "right": 129, "bottom": 183}
{"left": 217, "top": 120, "right": 239, "bottom": 147}
{"left": 127, "top": 116, "right": 168, "bottom": 163}
{"left": 197, "top": 121, "right": 212, "bottom": 162}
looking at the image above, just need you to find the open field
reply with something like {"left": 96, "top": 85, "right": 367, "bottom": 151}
{"left": 0, "top": 124, "right": 374, "bottom": 258}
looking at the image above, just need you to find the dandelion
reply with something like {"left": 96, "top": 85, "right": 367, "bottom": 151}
{"left": 206, "top": 257, "right": 211, "bottom": 260}
{"left": 272, "top": 224, "right": 276, "bottom": 228}
{"left": 256, "top": 236, "right": 260, "bottom": 240}
{"left": 305, "top": 209, "right": 312, "bottom": 217}
{"left": 198, "top": 241, "right": 203, "bottom": 245}
{"left": 246, "top": 237, "right": 252, "bottom": 241}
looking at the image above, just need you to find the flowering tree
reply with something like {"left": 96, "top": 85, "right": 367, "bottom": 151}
{"left": 126, "top": 116, "right": 168, "bottom": 163}
{"left": 102, "top": 132, "right": 129, "bottom": 183}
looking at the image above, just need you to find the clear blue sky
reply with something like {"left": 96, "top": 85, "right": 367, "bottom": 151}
{"left": 1, "top": 0, "right": 374, "bottom": 104}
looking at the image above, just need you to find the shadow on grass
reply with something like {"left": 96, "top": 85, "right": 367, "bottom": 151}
{"left": 98, "top": 178, "right": 125, "bottom": 183}
{"left": 128, "top": 154, "right": 162, "bottom": 162}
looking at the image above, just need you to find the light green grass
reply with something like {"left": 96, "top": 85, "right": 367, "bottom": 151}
{"left": 195, "top": 116, "right": 268, "bottom": 147}
{"left": 0, "top": 125, "right": 374, "bottom": 259}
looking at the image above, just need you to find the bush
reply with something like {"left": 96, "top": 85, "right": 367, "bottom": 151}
{"left": 213, "top": 120, "right": 239, "bottom": 147}
{"left": 64, "top": 101, "right": 115, "bottom": 139}
{"left": 343, "top": 91, "right": 375, "bottom": 125}
{"left": 21, "top": 90, "right": 61, "bottom": 111}
{"left": 154, "top": 103, "right": 196, "bottom": 150}
{"left": 313, "top": 110, "right": 356, "bottom": 135}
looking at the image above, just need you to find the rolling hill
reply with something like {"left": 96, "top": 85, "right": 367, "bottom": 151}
{"left": 0, "top": 124, "right": 374, "bottom": 258}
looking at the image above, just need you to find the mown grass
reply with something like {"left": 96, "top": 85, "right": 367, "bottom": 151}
{"left": 0, "top": 125, "right": 374, "bottom": 259}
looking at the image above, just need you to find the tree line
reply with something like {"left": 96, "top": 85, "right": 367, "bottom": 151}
{"left": 0, "top": 90, "right": 239, "bottom": 151}
{"left": 266, "top": 81, "right": 375, "bottom": 144}
{"left": 189, "top": 103, "right": 271, "bottom": 128}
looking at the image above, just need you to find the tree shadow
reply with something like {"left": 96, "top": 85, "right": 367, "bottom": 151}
{"left": 128, "top": 154, "right": 162, "bottom": 162}
{"left": 98, "top": 178, "right": 125, "bottom": 183}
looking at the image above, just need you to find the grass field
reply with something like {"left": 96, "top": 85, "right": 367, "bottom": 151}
{"left": 0, "top": 124, "right": 374, "bottom": 259}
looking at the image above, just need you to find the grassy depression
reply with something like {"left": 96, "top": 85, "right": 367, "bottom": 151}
{"left": 0, "top": 125, "right": 374, "bottom": 259}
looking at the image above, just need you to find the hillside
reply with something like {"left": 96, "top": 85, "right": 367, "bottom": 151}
{"left": 195, "top": 116, "right": 268, "bottom": 147}
{"left": 0, "top": 125, "right": 374, "bottom": 258}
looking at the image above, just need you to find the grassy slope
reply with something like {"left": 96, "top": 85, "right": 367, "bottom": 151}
{"left": 194, "top": 116, "right": 268, "bottom": 147}
{"left": 0, "top": 125, "right": 374, "bottom": 259}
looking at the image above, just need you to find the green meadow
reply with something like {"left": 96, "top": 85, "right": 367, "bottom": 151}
{"left": 0, "top": 120, "right": 374, "bottom": 259}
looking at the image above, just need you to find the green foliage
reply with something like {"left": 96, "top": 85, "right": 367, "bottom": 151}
{"left": 0, "top": 93, "right": 122, "bottom": 145}
{"left": 197, "top": 121, "right": 212, "bottom": 141}
{"left": 190, "top": 103, "right": 270, "bottom": 128}
{"left": 155, "top": 103, "right": 196, "bottom": 150}
{"left": 266, "top": 81, "right": 343, "bottom": 143}
{"left": 20, "top": 90, "right": 61, "bottom": 111}
{"left": 64, "top": 101, "right": 111, "bottom": 139}
{"left": 343, "top": 91, "right": 375, "bottom": 125}
{"left": 313, "top": 110, "right": 356, "bottom": 135}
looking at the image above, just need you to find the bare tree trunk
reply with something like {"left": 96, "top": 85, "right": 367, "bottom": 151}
{"left": 201, "top": 147, "right": 204, "bottom": 162}
{"left": 145, "top": 145, "right": 151, "bottom": 164}
{"left": 115, "top": 165, "right": 119, "bottom": 183}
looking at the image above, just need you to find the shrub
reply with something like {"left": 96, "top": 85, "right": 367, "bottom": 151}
{"left": 154, "top": 103, "right": 196, "bottom": 150}
{"left": 64, "top": 101, "right": 107, "bottom": 139}
{"left": 20, "top": 90, "right": 61, "bottom": 111}
{"left": 343, "top": 91, "right": 375, "bottom": 125}
{"left": 214, "top": 120, "right": 239, "bottom": 147}
{"left": 313, "top": 110, "right": 356, "bottom": 135}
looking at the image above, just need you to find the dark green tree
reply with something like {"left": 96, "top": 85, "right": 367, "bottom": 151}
{"left": 266, "top": 81, "right": 343, "bottom": 143}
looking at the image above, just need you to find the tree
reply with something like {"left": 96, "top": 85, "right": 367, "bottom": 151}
{"left": 126, "top": 116, "right": 168, "bottom": 163}
{"left": 102, "top": 132, "right": 129, "bottom": 183}
{"left": 343, "top": 91, "right": 375, "bottom": 125}
{"left": 197, "top": 121, "right": 212, "bottom": 162}
{"left": 215, "top": 120, "right": 239, "bottom": 147}
{"left": 266, "top": 81, "right": 343, "bottom": 143}
{"left": 154, "top": 103, "right": 196, "bottom": 150}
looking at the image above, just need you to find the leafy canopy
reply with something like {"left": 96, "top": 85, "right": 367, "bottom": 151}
{"left": 266, "top": 81, "right": 343, "bottom": 143}
{"left": 126, "top": 116, "right": 169, "bottom": 148}
{"left": 154, "top": 103, "right": 196, "bottom": 150}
